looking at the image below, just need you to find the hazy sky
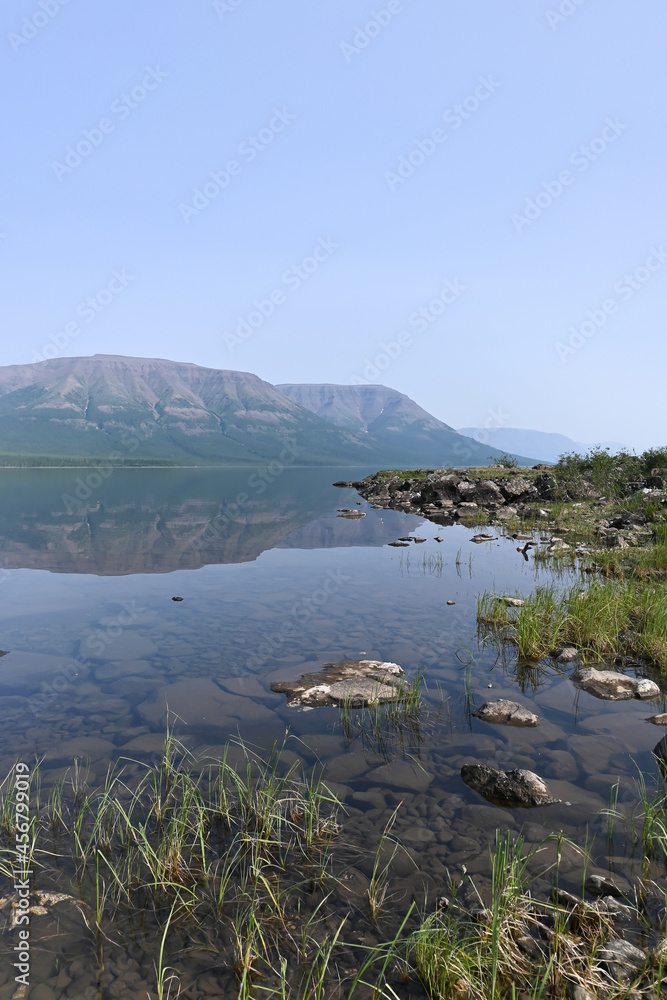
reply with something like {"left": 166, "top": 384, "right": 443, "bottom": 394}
{"left": 2, "top": 1, "right": 665, "bottom": 451}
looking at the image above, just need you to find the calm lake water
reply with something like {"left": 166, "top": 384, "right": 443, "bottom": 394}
{"left": 0, "top": 467, "right": 664, "bottom": 997}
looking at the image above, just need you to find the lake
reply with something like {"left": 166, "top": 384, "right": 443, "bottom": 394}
{"left": 0, "top": 467, "right": 664, "bottom": 998}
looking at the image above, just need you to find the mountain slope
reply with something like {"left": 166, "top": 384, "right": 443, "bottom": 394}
{"left": 277, "top": 383, "right": 537, "bottom": 467}
{"left": 0, "top": 356, "right": 376, "bottom": 465}
{"left": 456, "top": 427, "right": 626, "bottom": 465}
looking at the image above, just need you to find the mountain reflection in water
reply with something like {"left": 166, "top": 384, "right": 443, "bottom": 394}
{"left": 0, "top": 467, "right": 423, "bottom": 575}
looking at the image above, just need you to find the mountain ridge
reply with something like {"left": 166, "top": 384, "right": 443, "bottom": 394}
{"left": 0, "top": 355, "right": 536, "bottom": 467}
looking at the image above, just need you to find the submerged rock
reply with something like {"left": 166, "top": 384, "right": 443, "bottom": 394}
{"left": 337, "top": 510, "right": 366, "bottom": 518}
{"left": 472, "top": 699, "right": 539, "bottom": 727}
{"left": 572, "top": 666, "right": 660, "bottom": 701}
{"left": 271, "top": 659, "right": 406, "bottom": 708}
{"left": 460, "top": 764, "right": 556, "bottom": 807}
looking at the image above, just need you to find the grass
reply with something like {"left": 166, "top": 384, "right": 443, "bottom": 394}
{"left": 408, "top": 829, "right": 667, "bottom": 999}
{"left": 337, "top": 674, "right": 425, "bottom": 761}
{"left": 3, "top": 740, "right": 667, "bottom": 998}
{"left": 477, "top": 580, "right": 667, "bottom": 667}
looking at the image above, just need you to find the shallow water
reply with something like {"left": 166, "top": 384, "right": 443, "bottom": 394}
{"left": 0, "top": 468, "right": 665, "bottom": 997}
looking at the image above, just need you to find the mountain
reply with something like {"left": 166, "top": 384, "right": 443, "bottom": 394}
{"left": 0, "top": 355, "right": 536, "bottom": 467}
{"left": 277, "top": 383, "right": 537, "bottom": 467}
{"left": 0, "top": 355, "right": 377, "bottom": 466}
{"left": 456, "top": 427, "right": 627, "bottom": 465}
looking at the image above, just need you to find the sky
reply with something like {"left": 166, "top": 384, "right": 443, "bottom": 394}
{"left": 1, "top": 0, "right": 665, "bottom": 452}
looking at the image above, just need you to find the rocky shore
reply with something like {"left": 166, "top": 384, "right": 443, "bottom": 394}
{"left": 334, "top": 466, "right": 663, "bottom": 549}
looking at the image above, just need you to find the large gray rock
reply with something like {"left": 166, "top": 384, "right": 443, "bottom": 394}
{"left": 460, "top": 764, "right": 556, "bottom": 807}
{"left": 457, "top": 479, "right": 504, "bottom": 505}
{"left": 572, "top": 666, "right": 660, "bottom": 701}
{"left": 271, "top": 659, "right": 406, "bottom": 708}
{"left": 472, "top": 700, "right": 539, "bottom": 728}
{"left": 599, "top": 939, "right": 646, "bottom": 984}
{"left": 499, "top": 476, "right": 538, "bottom": 501}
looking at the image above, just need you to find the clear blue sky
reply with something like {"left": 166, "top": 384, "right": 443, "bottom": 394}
{"left": 1, "top": 0, "right": 665, "bottom": 451}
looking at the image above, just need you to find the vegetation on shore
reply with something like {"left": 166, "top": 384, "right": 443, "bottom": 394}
{"left": 3, "top": 734, "right": 667, "bottom": 998}
{"left": 0, "top": 453, "right": 184, "bottom": 468}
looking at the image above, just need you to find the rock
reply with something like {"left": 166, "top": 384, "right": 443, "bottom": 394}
{"left": 171, "top": 596, "right": 184, "bottom": 602}
{"left": 460, "top": 764, "right": 556, "bottom": 807}
{"left": 447, "top": 600, "right": 455, "bottom": 605}
{"left": 551, "top": 646, "right": 580, "bottom": 663}
{"left": 646, "top": 713, "right": 667, "bottom": 725}
{"left": 434, "top": 536, "right": 443, "bottom": 542}
{"left": 412, "top": 537, "right": 426, "bottom": 543}
{"left": 599, "top": 939, "right": 646, "bottom": 984}
{"left": 455, "top": 502, "right": 479, "bottom": 515}
{"left": 472, "top": 700, "right": 539, "bottom": 728}
{"left": 604, "top": 534, "right": 629, "bottom": 549}
{"left": 571, "top": 986, "right": 595, "bottom": 1000}
{"left": 598, "top": 896, "right": 636, "bottom": 924}
{"left": 500, "top": 477, "right": 539, "bottom": 501}
{"left": 572, "top": 666, "right": 660, "bottom": 701}
{"left": 388, "top": 541, "right": 409, "bottom": 547}
{"left": 585, "top": 873, "right": 625, "bottom": 898}
{"left": 271, "top": 659, "right": 406, "bottom": 708}
{"left": 137, "top": 677, "right": 275, "bottom": 728}
{"left": 471, "top": 533, "right": 496, "bottom": 543}
{"left": 652, "top": 735, "right": 667, "bottom": 774}
{"left": 494, "top": 596, "right": 524, "bottom": 607}
{"left": 457, "top": 479, "right": 504, "bottom": 505}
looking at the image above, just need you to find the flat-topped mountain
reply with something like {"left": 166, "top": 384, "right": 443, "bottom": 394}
{"left": 0, "top": 356, "right": 535, "bottom": 466}
{"left": 277, "top": 383, "right": 535, "bottom": 466}
{"left": 0, "top": 355, "right": 375, "bottom": 465}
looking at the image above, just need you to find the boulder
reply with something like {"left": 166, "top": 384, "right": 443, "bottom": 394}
{"left": 472, "top": 700, "right": 539, "bottom": 727}
{"left": 572, "top": 666, "right": 660, "bottom": 701}
{"left": 599, "top": 939, "right": 646, "bottom": 984}
{"left": 458, "top": 479, "right": 504, "bottom": 505}
{"left": 422, "top": 474, "right": 461, "bottom": 502}
{"left": 460, "top": 764, "right": 556, "bottom": 806}
{"left": 499, "top": 476, "right": 538, "bottom": 501}
{"left": 271, "top": 659, "right": 406, "bottom": 708}
{"left": 550, "top": 646, "right": 580, "bottom": 663}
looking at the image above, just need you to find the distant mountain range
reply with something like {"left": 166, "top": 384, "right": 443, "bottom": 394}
{"left": 456, "top": 427, "right": 626, "bottom": 465}
{"left": 0, "top": 355, "right": 538, "bottom": 467}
